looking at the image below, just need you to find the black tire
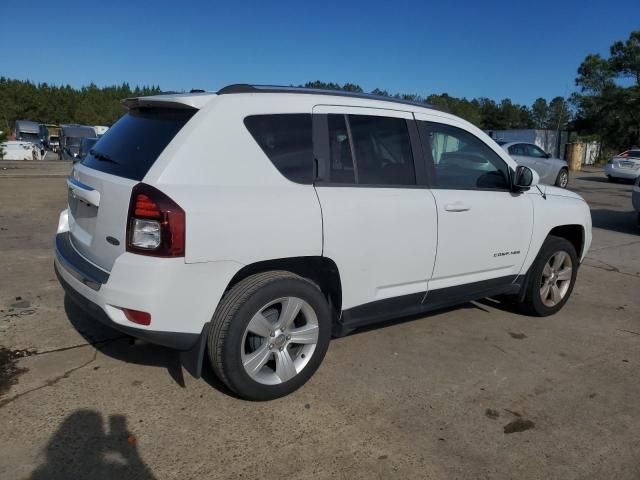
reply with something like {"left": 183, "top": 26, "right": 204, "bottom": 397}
{"left": 607, "top": 175, "right": 616, "bottom": 183}
{"left": 207, "top": 271, "right": 331, "bottom": 401}
{"left": 555, "top": 168, "right": 569, "bottom": 188}
{"left": 519, "top": 236, "right": 579, "bottom": 316}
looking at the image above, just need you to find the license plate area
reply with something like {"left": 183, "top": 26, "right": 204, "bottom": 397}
{"left": 68, "top": 189, "right": 98, "bottom": 246}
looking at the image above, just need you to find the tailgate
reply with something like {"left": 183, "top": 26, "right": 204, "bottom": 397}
{"left": 65, "top": 105, "right": 197, "bottom": 272}
{"left": 67, "top": 165, "right": 136, "bottom": 271}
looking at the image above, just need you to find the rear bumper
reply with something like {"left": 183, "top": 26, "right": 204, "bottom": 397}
{"left": 56, "top": 263, "right": 199, "bottom": 350}
{"left": 605, "top": 164, "right": 640, "bottom": 180}
{"left": 55, "top": 231, "right": 109, "bottom": 291}
{"left": 54, "top": 231, "right": 242, "bottom": 351}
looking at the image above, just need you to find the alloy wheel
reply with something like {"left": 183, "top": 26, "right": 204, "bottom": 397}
{"left": 540, "top": 251, "right": 573, "bottom": 307}
{"left": 241, "top": 297, "right": 319, "bottom": 385}
{"left": 559, "top": 171, "right": 568, "bottom": 188}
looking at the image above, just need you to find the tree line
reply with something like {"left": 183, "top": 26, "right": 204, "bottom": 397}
{"left": 302, "top": 81, "right": 571, "bottom": 132}
{"left": 0, "top": 79, "right": 161, "bottom": 132}
{"left": 1, "top": 31, "right": 637, "bottom": 155}
{"left": 0, "top": 76, "right": 570, "bottom": 134}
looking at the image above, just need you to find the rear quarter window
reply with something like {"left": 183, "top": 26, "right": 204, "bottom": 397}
{"left": 244, "top": 114, "right": 314, "bottom": 184}
{"left": 82, "top": 107, "right": 196, "bottom": 181}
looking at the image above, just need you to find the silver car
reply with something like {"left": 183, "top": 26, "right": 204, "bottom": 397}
{"left": 498, "top": 141, "right": 569, "bottom": 188}
{"left": 605, "top": 149, "right": 640, "bottom": 182}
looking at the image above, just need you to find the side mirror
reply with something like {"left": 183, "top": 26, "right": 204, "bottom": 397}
{"left": 512, "top": 165, "right": 539, "bottom": 191}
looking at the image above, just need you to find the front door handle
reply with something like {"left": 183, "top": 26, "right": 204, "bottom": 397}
{"left": 444, "top": 202, "right": 471, "bottom": 212}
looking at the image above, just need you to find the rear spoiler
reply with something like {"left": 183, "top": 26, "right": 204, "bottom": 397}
{"left": 121, "top": 94, "right": 213, "bottom": 110}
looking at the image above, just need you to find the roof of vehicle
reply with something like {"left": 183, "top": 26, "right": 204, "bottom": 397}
{"left": 122, "top": 84, "right": 438, "bottom": 112}
{"left": 60, "top": 125, "right": 96, "bottom": 137}
{"left": 15, "top": 120, "right": 40, "bottom": 133}
{"left": 216, "top": 84, "right": 436, "bottom": 110}
{"left": 1, "top": 140, "right": 37, "bottom": 148}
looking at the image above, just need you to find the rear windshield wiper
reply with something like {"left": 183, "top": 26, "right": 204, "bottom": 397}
{"left": 90, "top": 149, "right": 118, "bottom": 164}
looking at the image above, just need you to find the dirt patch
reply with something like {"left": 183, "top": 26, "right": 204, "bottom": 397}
{"left": 504, "top": 418, "right": 535, "bottom": 434}
{"left": 10, "top": 299, "right": 31, "bottom": 309}
{"left": 508, "top": 332, "right": 527, "bottom": 339}
{"left": 485, "top": 408, "right": 500, "bottom": 420}
{"left": 0, "top": 347, "right": 29, "bottom": 396}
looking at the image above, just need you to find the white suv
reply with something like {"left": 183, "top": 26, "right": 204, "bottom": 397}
{"left": 55, "top": 85, "right": 592, "bottom": 400}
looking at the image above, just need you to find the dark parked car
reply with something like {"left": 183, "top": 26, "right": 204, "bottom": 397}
{"left": 59, "top": 125, "right": 97, "bottom": 161}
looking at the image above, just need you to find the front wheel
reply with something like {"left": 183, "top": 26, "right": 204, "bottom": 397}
{"left": 207, "top": 271, "right": 331, "bottom": 400}
{"left": 555, "top": 169, "right": 569, "bottom": 188}
{"left": 519, "top": 236, "right": 578, "bottom": 316}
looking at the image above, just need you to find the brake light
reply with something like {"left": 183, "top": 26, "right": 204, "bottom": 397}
{"left": 126, "top": 183, "right": 185, "bottom": 257}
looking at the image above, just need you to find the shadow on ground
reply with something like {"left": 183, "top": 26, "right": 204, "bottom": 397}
{"left": 30, "top": 410, "right": 156, "bottom": 480}
{"left": 575, "top": 176, "right": 635, "bottom": 185}
{"left": 590, "top": 209, "right": 639, "bottom": 236}
{"left": 63, "top": 295, "right": 234, "bottom": 397}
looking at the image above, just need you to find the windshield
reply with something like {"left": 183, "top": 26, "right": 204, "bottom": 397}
{"left": 66, "top": 137, "right": 82, "bottom": 147}
{"left": 18, "top": 132, "right": 39, "bottom": 142}
{"left": 82, "top": 107, "right": 196, "bottom": 181}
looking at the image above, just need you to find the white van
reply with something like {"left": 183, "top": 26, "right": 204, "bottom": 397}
{"left": 55, "top": 85, "right": 592, "bottom": 400}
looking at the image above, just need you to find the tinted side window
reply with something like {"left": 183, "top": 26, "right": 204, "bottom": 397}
{"left": 508, "top": 144, "right": 526, "bottom": 156}
{"left": 424, "top": 122, "right": 509, "bottom": 190}
{"left": 244, "top": 114, "right": 313, "bottom": 184}
{"left": 348, "top": 115, "right": 416, "bottom": 186}
{"left": 327, "top": 114, "right": 356, "bottom": 183}
{"left": 82, "top": 108, "right": 196, "bottom": 181}
{"left": 526, "top": 144, "right": 547, "bottom": 158}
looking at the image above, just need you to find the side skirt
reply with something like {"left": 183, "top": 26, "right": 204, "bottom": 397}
{"left": 336, "top": 275, "right": 522, "bottom": 335}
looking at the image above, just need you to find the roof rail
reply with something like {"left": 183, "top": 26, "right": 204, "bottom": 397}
{"left": 216, "top": 84, "right": 435, "bottom": 110}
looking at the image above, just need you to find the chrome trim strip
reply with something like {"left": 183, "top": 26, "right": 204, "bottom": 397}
{"left": 67, "top": 176, "right": 95, "bottom": 191}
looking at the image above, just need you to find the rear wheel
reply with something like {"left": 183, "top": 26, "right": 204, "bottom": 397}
{"left": 519, "top": 236, "right": 578, "bottom": 316}
{"left": 207, "top": 271, "right": 331, "bottom": 400}
{"left": 555, "top": 169, "right": 569, "bottom": 188}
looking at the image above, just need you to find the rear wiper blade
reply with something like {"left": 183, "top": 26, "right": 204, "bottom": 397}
{"left": 90, "top": 149, "right": 118, "bottom": 164}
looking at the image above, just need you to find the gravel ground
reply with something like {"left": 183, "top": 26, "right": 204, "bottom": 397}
{"left": 0, "top": 163, "right": 639, "bottom": 480}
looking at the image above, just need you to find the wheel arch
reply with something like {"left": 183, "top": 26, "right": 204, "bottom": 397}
{"left": 224, "top": 256, "right": 343, "bottom": 317}
{"left": 515, "top": 223, "right": 584, "bottom": 304}
{"left": 548, "top": 224, "right": 585, "bottom": 258}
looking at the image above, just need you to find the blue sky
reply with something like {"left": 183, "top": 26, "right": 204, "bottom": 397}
{"left": 2, "top": 0, "right": 638, "bottom": 105}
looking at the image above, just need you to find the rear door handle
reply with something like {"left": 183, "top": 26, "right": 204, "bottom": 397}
{"left": 444, "top": 202, "right": 471, "bottom": 212}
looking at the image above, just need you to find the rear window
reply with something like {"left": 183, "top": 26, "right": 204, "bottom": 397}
{"left": 244, "top": 114, "right": 314, "bottom": 184}
{"left": 82, "top": 107, "right": 196, "bottom": 181}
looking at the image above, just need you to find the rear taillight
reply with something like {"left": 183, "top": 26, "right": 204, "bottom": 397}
{"left": 126, "top": 183, "right": 185, "bottom": 257}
